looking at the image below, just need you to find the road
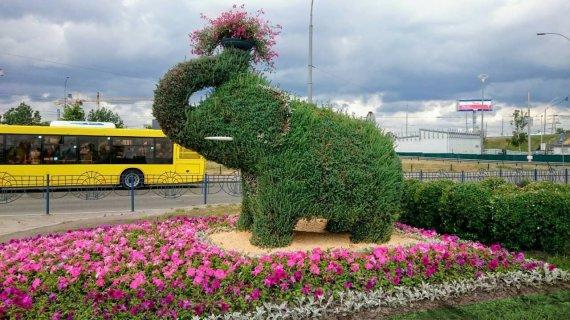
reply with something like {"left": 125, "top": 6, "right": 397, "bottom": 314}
{"left": 0, "top": 187, "right": 242, "bottom": 216}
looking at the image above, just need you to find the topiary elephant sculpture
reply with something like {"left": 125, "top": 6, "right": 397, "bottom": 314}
{"left": 153, "top": 49, "right": 403, "bottom": 247}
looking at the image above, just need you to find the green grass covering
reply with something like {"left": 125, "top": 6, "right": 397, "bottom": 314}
{"left": 388, "top": 290, "right": 570, "bottom": 320}
{"left": 527, "top": 251, "right": 570, "bottom": 272}
{"left": 485, "top": 133, "right": 567, "bottom": 152}
{"left": 153, "top": 49, "right": 403, "bottom": 247}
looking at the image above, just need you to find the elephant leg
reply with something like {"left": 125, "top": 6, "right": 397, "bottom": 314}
{"left": 250, "top": 208, "right": 298, "bottom": 248}
{"left": 248, "top": 178, "right": 300, "bottom": 248}
{"left": 236, "top": 171, "right": 257, "bottom": 231}
{"left": 325, "top": 219, "right": 351, "bottom": 233}
{"left": 349, "top": 211, "right": 397, "bottom": 244}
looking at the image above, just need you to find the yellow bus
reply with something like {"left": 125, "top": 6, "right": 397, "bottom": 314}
{"left": 0, "top": 122, "right": 205, "bottom": 188}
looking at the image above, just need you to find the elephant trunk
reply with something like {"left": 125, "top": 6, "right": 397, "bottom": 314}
{"left": 152, "top": 49, "right": 251, "bottom": 142}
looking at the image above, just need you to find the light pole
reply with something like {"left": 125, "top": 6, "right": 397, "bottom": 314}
{"left": 527, "top": 92, "right": 532, "bottom": 162}
{"left": 541, "top": 96, "right": 569, "bottom": 153}
{"left": 478, "top": 74, "right": 488, "bottom": 154}
{"left": 537, "top": 32, "right": 570, "bottom": 43}
{"left": 62, "top": 76, "right": 70, "bottom": 120}
{"left": 64, "top": 76, "right": 70, "bottom": 107}
{"left": 308, "top": 0, "right": 314, "bottom": 104}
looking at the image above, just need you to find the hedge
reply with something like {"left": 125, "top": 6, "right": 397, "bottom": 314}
{"left": 400, "top": 179, "right": 570, "bottom": 254}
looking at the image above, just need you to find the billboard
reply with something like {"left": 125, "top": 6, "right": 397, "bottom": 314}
{"left": 457, "top": 99, "right": 493, "bottom": 111}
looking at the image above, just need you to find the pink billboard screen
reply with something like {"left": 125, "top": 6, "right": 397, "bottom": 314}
{"left": 457, "top": 99, "right": 493, "bottom": 111}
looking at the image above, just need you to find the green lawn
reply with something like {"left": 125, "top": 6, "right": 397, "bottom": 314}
{"left": 486, "top": 133, "right": 569, "bottom": 152}
{"left": 388, "top": 290, "right": 570, "bottom": 320}
{"left": 388, "top": 252, "right": 570, "bottom": 319}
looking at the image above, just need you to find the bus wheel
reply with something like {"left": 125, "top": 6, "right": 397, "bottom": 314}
{"left": 121, "top": 169, "right": 144, "bottom": 189}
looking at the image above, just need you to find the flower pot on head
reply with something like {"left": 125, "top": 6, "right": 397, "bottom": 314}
{"left": 221, "top": 38, "right": 255, "bottom": 51}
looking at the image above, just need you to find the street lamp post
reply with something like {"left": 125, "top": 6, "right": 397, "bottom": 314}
{"left": 540, "top": 96, "right": 569, "bottom": 154}
{"left": 527, "top": 92, "right": 532, "bottom": 162}
{"left": 537, "top": 32, "right": 570, "bottom": 43}
{"left": 62, "top": 76, "right": 70, "bottom": 120}
{"left": 478, "top": 74, "right": 488, "bottom": 155}
{"left": 308, "top": 0, "right": 314, "bottom": 104}
{"left": 64, "top": 76, "right": 70, "bottom": 107}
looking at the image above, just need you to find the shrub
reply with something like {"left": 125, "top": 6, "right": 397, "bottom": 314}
{"left": 399, "top": 179, "right": 423, "bottom": 226}
{"left": 439, "top": 183, "right": 493, "bottom": 242}
{"left": 413, "top": 180, "right": 454, "bottom": 230}
{"left": 399, "top": 179, "right": 570, "bottom": 254}
{"left": 522, "top": 181, "right": 569, "bottom": 193}
{"left": 479, "top": 177, "right": 508, "bottom": 191}
{"left": 492, "top": 188, "right": 570, "bottom": 253}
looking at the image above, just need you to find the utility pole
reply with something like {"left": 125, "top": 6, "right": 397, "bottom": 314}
{"left": 551, "top": 114, "right": 559, "bottom": 134}
{"left": 308, "top": 0, "right": 314, "bottom": 103}
{"left": 96, "top": 92, "right": 100, "bottom": 109}
{"left": 478, "top": 74, "right": 488, "bottom": 154}
{"left": 501, "top": 113, "right": 504, "bottom": 136}
{"left": 405, "top": 104, "right": 409, "bottom": 136}
{"left": 527, "top": 91, "right": 532, "bottom": 162}
{"left": 64, "top": 76, "right": 70, "bottom": 108}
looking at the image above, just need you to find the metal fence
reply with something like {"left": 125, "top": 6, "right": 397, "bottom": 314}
{"left": 398, "top": 152, "right": 569, "bottom": 163}
{"left": 0, "top": 171, "right": 242, "bottom": 212}
{"left": 404, "top": 168, "right": 570, "bottom": 185}
{"left": 2, "top": 168, "right": 568, "bottom": 214}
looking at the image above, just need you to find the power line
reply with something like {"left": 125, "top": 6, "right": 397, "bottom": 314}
{"left": 0, "top": 51, "right": 141, "bottom": 78}
{"left": 312, "top": 65, "right": 377, "bottom": 94}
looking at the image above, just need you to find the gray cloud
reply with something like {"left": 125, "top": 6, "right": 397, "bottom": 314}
{"left": 1, "top": 0, "right": 569, "bottom": 135}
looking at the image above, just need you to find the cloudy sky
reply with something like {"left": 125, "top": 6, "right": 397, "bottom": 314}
{"left": 1, "top": 0, "right": 569, "bottom": 136}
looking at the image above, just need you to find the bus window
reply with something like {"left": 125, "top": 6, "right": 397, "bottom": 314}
{"left": 5, "top": 135, "right": 41, "bottom": 164}
{"left": 111, "top": 137, "right": 154, "bottom": 164}
{"left": 154, "top": 138, "right": 173, "bottom": 164}
{"left": 43, "top": 136, "right": 77, "bottom": 164}
{"left": 95, "top": 138, "right": 110, "bottom": 164}
{"left": 0, "top": 135, "right": 4, "bottom": 164}
{"left": 77, "top": 136, "right": 107, "bottom": 164}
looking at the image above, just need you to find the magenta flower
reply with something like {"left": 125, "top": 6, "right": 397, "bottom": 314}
{"left": 309, "top": 264, "right": 320, "bottom": 275}
{"left": 251, "top": 289, "right": 261, "bottom": 300}
{"left": 0, "top": 215, "right": 555, "bottom": 319}
{"left": 189, "top": 4, "right": 282, "bottom": 69}
{"left": 129, "top": 272, "right": 146, "bottom": 290}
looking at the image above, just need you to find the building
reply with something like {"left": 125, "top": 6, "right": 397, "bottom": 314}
{"left": 395, "top": 128, "right": 481, "bottom": 154}
{"left": 550, "top": 144, "right": 570, "bottom": 155}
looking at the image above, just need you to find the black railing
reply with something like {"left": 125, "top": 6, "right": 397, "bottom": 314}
{"left": 1, "top": 169, "right": 568, "bottom": 214}
{"left": 0, "top": 171, "right": 242, "bottom": 210}
{"left": 403, "top": 168, "right": 569, "bottom": 184}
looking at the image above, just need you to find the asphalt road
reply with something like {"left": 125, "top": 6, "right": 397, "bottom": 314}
{"left": 0, "top": 188, "right": 241, "bottom": 216}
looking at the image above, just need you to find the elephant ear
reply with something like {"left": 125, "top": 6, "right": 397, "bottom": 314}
{"left": 256, "top": 85, "right": 292, "bottom": 147}
{"left": 152, "top": 49, "right": 251, "bottom": 143}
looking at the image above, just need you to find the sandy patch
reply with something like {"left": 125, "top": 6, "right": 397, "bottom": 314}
{"left": 207, "top": 219, "right": 421, "bottom": 256}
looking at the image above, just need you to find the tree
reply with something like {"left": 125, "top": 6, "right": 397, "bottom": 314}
{"left": 87, "top": 107, "right": 125, "bottom": 128}
{"left": 1, "top": 102, "right": 43, "bottom": 125}
{"left": 61, "top": 101, "right": 86, "bottom": 121}
{"left": 507, "top": 110, "right": 528, "bottom": 150}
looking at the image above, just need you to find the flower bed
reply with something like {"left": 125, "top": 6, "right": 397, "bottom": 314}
{"left": 0, "top": 216, "right": 568, "bottom": 319}
{"left": 189, "top": 4, "right": 282, "bottom": 69}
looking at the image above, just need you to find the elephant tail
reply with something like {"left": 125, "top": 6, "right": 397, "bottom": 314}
{"left": 152, "top": 49, "right": 251, "bottom": 140}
